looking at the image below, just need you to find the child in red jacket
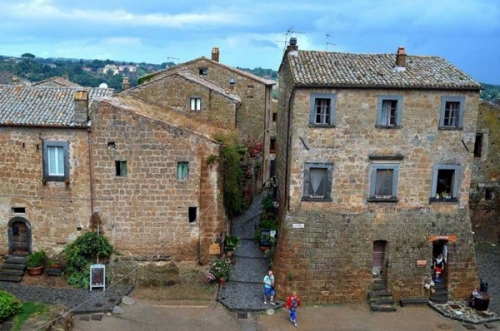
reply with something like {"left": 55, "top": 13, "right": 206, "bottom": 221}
{"left": 284, "top": 291, "right": 301, "bottom": 327}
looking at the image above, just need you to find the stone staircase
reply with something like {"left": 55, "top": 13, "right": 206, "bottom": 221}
{"left": 368, "top": 276, "right": 397, "bottom": 312}
{"left": 0, "top": 256, "right": 27, "bottom": 282}
{"left": 429, "top": 278, "right": 448, "bottom": 304}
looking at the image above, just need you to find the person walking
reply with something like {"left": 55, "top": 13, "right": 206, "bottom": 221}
{"left": 284, "top": 290, "right": 301, "bottom": 327}
{"left": 263, "top": 269, "right": 275, "bottom": 305}
{"left": 433, "top": 253, "right": 445, "bottom": 282}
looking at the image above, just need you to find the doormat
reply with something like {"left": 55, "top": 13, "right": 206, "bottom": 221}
{"left": 237, "top": 312, "right": 248, "bottom": 319}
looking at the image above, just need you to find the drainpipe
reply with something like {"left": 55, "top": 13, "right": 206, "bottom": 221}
{"left": 87, "top": 126, "right": 95, "bottom": 229}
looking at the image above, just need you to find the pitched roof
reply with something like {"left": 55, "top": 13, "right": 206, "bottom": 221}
{"left": 100, "top": 95, "right": 231, "bottom": 142}
{"left": 121, "top": 70, "right": 241, "bottom": 103}
{"left": 0, "top": 85, "right": 114, "bottom": 127}
{"left": 141, "top": 57, "right": 275, "bottom": 86}
{"left": 286, "top": 50, "right": 481, "bottom": 90}
{"left": 32, "top": 76, "right": 82, "bottom": 88}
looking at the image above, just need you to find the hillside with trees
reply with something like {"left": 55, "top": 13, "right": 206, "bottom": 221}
{"left": 0, "top": 54, "right": 280, "bottom": 92}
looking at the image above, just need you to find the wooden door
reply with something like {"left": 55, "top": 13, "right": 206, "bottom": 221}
{"left": 11, "top": 221, "right": 29, "bottom": 255}
{"left": 372, "top": 241, "right": 386, "bottom": 275}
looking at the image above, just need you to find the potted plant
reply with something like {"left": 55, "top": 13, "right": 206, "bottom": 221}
{"left": 224, "top": 235, "right": 240, "bottom": 256}
{"left": 26, "top": 250, "right": 46, "bottom": 276}
{"left": 206, "top": 257, "right": 232, "bottom": 283}
{"left": 49, "top": 259, "right": 61, "bottom": 269}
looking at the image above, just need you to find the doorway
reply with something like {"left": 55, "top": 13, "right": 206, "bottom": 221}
{"left": 431, "top": 240, "right": 448, "bottom": 283}
{"left": 372, "top": 240, "right": 388, "bottom": 276}
{"left": 8, "top": 217, "right": 32, "bottom": 256}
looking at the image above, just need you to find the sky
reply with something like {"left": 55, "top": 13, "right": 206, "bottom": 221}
{"left": 1, "top": 0, "right": 499, "bottom": 84}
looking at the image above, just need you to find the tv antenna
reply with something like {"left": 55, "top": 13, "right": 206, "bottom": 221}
{"left": 281, "top": 28, "right": 305, "bottom": 51}
{"left": 325, "top": 33, "right": 336, "bottom": 51}
{"left": 166, "top": 57, "right": 180, "bottom": 67}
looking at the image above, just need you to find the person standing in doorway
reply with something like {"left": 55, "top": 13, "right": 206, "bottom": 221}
{"left": 263, "top": 269, "right": 275, "bottom": 305}
{"left": 433, "top": 253, "right": 445, "bottom": 282}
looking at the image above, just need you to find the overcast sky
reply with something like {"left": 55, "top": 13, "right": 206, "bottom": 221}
{"left": 1, "top": 0, "right": 499, "bottom": 84}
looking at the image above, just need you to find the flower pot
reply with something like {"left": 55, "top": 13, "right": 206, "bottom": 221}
{"left": 27, "top": 266, "right": 44, "bottom": 276}
{"left": 218, "top": 277, "right": 226, "bottom": 284}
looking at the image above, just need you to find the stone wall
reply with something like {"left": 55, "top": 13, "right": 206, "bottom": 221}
{"left": 273, "top": 54, "right": 480, "bottom": 304}
{"left": 470, "top": 100, "right": 500, "bottom": 242}
{"left": 0, "top": 126, "right": 92, "bottom": 255}
{"left": 90, "top": 101, "right": 225, "bottom": 264}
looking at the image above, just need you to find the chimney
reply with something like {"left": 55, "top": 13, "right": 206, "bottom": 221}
{"left": 396, "top": 47, "right": 406, "bottom": 67}
{"left": 229, "top": 78, "right": 235, "bottom": 91}
{"left": 211, "top": 47, "right": 220, "bottom": 62}
{"left": 287, "top": 37, "right": 298, "bottom": 52}
{"left": 74, "top": 90, "right": 89, "bottom": 123}
{"left": 122, "top": 76, "right": 131, "bottom": 90}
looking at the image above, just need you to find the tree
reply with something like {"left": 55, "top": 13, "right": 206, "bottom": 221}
{"left": 21, "top": 53, "right": 35, "bottom": 59}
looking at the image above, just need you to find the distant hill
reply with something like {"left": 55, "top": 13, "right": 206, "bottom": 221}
{"left": 0, "top": 54, "right": 279, "bottom": 92}
{"left": 480, "top": 83, "right": 500, "bottom": 104}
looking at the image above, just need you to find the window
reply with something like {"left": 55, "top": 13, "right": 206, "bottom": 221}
{"left": 376, "top": 95, "right": 402, "bottom": 127}
{"left": 177, "top": 162, "right": 189, "bottom": 180}
{"left": 270, "top": 138, "right": 276, "bottom": 153}
{"left": 485, "top": 188, "right": 493, "bottom": 201}
{"left": 474, "top": 133, "right": 483, "bottom": 157}
{"left": 369, "top": 164, "right": 399, "bottom": 201}
{"left": 43, "top": 140, "right": 69, "bottom": 182}
{"left": 431, "top": 165, "right": 460, "bottom": 201}
{"left": 302, "top": 162, "right": 333, "bottom": 201}
{"left": 310, "top": 93, "right": 336, "bottom": 127}
{"left": 115, "top": 161, "right": 127, "bottom": 177}
{"left": 246, "top": 85, "right": 254, "bottom": 98}
{"left": 190, "top": 98, "right": 201, "bottom": 111}
{"left": 439, "top": 96, "right": 465, "bottom": 129}
{"left": 189, "top": 207, "right": 197, "bottom": 223}
{"left": 198, "top": 67, "right": 208, "bottom": 75}
{"left": 272, "top": 112, "right": 278, "bottom": 122}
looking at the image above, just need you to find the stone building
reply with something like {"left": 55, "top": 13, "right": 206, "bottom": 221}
{"left": 0, "top": 85, "right": 226, "bottom": 266}
{"left": 273, "top": 40, "right": 482, "bottom": 304}
{"left": 137, "top": 48, "right": 276, "bottom": 190}
{"left": 0, "top": 85, "right": 113, "bottom": 257}
{"left": 470, "top": 100, "right": 500, "bottom": 242}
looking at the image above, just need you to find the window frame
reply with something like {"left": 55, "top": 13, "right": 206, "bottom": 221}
{"left": 309, "top": 93, "right": 336, "bottom": 127}
{"left": 115, "top": 160, "right": 127, "bottom": 177}
{"left": 190, "top": 98, "right": 201, "bottom": 111}
{"left": 376, "top": 95, "right": 402, "bottom": 128}
{"left": 177, "top": 161, "right": 189, "bottom": 180}
{"left": 270, "top": 137, "right": 277, "bottom": 153}
{"left": 302, "top": 162, "right": 333, "bottom": 202}
{"left": 430, "top": 164, "right": 460, "bottom": 202}
{"left": 439, "top": 96, "right": 465, "bottom": 129}
{"left": 368, "top": 164, "right": 399, "bottom": 202}
{"left": 43, "top": 140, "right": 69, "bottom": 182}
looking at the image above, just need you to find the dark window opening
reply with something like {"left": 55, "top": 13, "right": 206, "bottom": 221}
{"left": 229, "top": 78, "right": 235, "bottom": 86}
{"left": 189, "top": 207, "right": 197, "bottom": 222}
{"left": 474, "top": 133, "right": 483, "bottom": 157}
{"left": 436, "top": 169, "right": 455, "bottom": 198}
{"left": 12, "top": 207, "right": 26, "bottom": 214}
{"left": 485, "top": 188, "right": 493, "bottom": 200}
{"left": 270, "top": 138, "right": 276, "bottom": 153}
{"left": 108, "top": 142, "right": 116, "bottom": 149}
{"left": 272, "top": 113, "right": 277, "bottom": 122}
{"left": 115, "top": 161, "right": 127, "bottom": 177}
{"left": 199, "top": 67, "right": 208, "bottom": 75}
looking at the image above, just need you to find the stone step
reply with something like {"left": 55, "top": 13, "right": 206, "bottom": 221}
{"left": 399, "top": 298, "right": 429, "bottom": 307}
{"left": 47, "top": 268, "right": 62, "bottom": 276}
{"left": 0, "top": 274, "right": 23, "bottom": 282}
{"left": 372, "top": 283, "right": 386, "bottom": 291}
{"left": 370, "top": 297, "right": 395, "bottom": 305}
{"left": 429, "top": 294, "right": 448, "bottom": 304}
{"left": 370, "top": 304, "right": 397, "bottom": 312}
{"left": 5, "top": 256, "right": 28, "bottom": 264}
{"left": 0, "top": 268, "right": 24, "bottom": 276}
{"left": 368, "top": 290, "right": 392, "bottom": 299}
{"left": 2, "top": 263, "right": 26, "bottom": 270}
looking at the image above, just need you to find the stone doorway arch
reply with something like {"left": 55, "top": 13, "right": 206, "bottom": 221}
{"left": 7, "top": 217, "right": 32, "bottom": 256}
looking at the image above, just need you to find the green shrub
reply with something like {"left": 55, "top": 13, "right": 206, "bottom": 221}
{"left": 63, "top": 231, "right": 114, "bottom": 288}
{"left": 0, "top": 291, "right": 22, "bottom": 321}
{"left": 25, "top": 250, "right": 46, "bottom": 268}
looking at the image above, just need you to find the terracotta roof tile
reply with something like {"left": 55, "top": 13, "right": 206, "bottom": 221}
{"left": 287, "top": 50, "right": 481, "bottom": 89}
{"left": 0, "top": 85, "right": 114, "bottom": 126}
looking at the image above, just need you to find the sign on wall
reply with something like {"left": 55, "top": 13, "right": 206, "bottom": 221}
{"left": 90, "top": 264, "right": 105, "bottom": 291}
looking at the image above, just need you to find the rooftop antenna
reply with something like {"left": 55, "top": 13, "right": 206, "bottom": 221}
{"left": 325, "top": 33, "right": 336, "bottom": 51}
{"left": 166, "top": 57, "right": 180, "bottom": 68}
{"left": 282, "top": 28, "right": 305, "bottom": 51}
